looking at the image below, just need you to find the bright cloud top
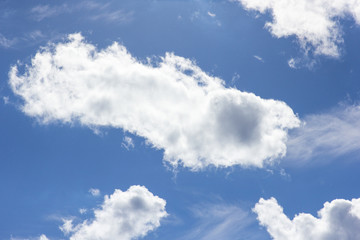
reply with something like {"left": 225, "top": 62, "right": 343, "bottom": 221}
{"left": 9, "top": 33, "right": 299, "bottom": 170}
{"left": 254, "top": 197, "right": 360, "bottom": 240}
{"left": 238, "top": 0, "right": 360, "bottom": 57}
{"left": 60, "top": 185, "right": 167, "bottom": 240}
{"left": 287, "top": 103, "right": 360, "bottom": 164}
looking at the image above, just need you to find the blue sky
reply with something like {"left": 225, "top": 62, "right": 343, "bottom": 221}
{"left": 1, "top": 0, "right": 360, "bottom": 239}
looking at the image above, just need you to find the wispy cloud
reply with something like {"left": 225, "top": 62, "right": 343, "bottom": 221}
{"left": 179, "top": 203, "right": 265, "bottom": 240}
{"left": 122, "top": 136, "right": 135, "bottom": 150}
{"left": 30, "top": 1, "right": 133, "bottom": 23}
{"left": 286, "top": 103, "right": 360, "bottom": 165}
{"left": 253, "top": 55, "right": 264, "bottom": 62}
{"left": 0, "top": 33, "right": 16, "bottom": 48}
{"left": 31, "top": 4, "right": 70, "bottom": 21}
{"left": 90, "top": 9, "right": 133, "bottom": 23}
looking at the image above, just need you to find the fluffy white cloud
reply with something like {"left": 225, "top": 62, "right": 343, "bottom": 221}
{"left": 238, "top": 0, "right": 360, "bottom": 57}
{"left": 254, "top": 197, "right": 360, "bottom": 240}
{"left": 287, "top": 103, "right": 360, "bottom": 164}
{"left": 60, "top": 185, "right": 167, "bottom": 240}
{"left": 9, "top": 33, "right": 299, "bottom": 170}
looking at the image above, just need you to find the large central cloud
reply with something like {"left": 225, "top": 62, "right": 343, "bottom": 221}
{"left": 9, "top": 33, "right": 299, "bottom": 170}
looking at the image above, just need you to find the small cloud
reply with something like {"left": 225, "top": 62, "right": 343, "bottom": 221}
{"left": 25, "top": 30, "right": 45, "bottom": 40}
{"left": 0, "top": 34, "right": 16, "bottom": 48}
{"left": 89, "top": 188, "right": 100, "bottom": 197}
{"left": 231, "top": 73, "right": 240, "bottom": 84}
{"left": 90, "top": 9, "right": 133, "bottom": 23}
{"left": 30, "top": 4, "right": 70, "bottom": 21}
{"left": 122, "top": 136, "right": 134, "bottom": 150}
{"left": 60, "top": 186, "right": 167, "bottom": 240}
{"left": 207, "top": 11, "right": 216, "bottom": 17}
{"left": 38, "top": 235, "right": 49, "bottom": 240}
{"left": 3, "top": 96, "right": 9, "bottom": 104}
{"left": 279, "top": 169, "right": 291, "bottom": 180}
{"left": 288, "top": 58, "right": 297, "bottom": 69}
{"left": 190, "top": 11, "right": 200, "bottom": 21}
{"left": 59, "top": 218, "right": 75, "bottom": 235}
{"left": 79, "top": 208, "right": 87, "bottom": 214}
{"left": 253, "top": 55, "right": 264, "bottom": 62}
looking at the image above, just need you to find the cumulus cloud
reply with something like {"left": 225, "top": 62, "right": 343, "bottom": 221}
{"left": 254, "top": 197, "right": 360, "bottom": 240}
{"left": 238, "top": 0, "right": 360, "bottom": 57}
{"left": 287, "top": 103, "right": 360, "bottom": 164}
{"left": 60, "top": 186, "right": 167, "bottom": 240}
{"left": 9, "top": 33, "right": 299, "bottom": 170}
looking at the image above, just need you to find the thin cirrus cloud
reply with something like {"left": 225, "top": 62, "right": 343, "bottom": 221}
{"left": 286, "top": 103, "right": 360, "bottom": 165}
{"left": 9, "top": 33, "right": 300, "bottom": 170}
{"left": 60, "top": 186, "right": 167, "bottom": 240}
{"left": 237, "top": 0, "right": 360, "bottom": 58}
{"left": 179, "top": 203, "right": 265, "bottom": 240}
{"left": 254, "top": 197, "right": 360, "bottom": 240}
{"left": 30, "top": 2, "right": 132, "bottom": 23}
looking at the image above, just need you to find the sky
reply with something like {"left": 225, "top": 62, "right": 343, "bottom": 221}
{"left": 1, "top": 0, "right": 360, "bottom": 239}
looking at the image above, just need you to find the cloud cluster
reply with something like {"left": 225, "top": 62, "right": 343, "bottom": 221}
{"left": 60, "top": 185, "right": 167, "bottom": 240}
{"left": 238, "top": 0, "right": 360, "bottom": 57}
{"left": 9, "top": 33, "right": 299, "bottom": 170}
{"left": 287, "top": 103, "right": 360, "bottom": 164}
{"left": 254, "top": 197, "right": 360, "bottom": 240}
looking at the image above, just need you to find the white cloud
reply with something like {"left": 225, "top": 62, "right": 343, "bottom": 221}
{"left": 10, "top": 235, "right": 49, "bottom": 240}
{"left": 253, "top": 55, "right": 264, "bottom": 62}
{"left": 238, "top": 0, "right": 360, "bottom": 57}
{"left": 287, "top": 58, "right": 297, "bottom": 69}
{"left": 60, "top": 186, "right": 167, "bottom": 240}
{"left": 88, "top": 188, "right": 100, "bottom": 197}
{"left": 90, "top": 9, "right": 133, "bottom": 23}
{"left": 0, "top": 33, "right": 15, "bottom": 48}
{"left": 207, "top": 11, "right": 216, "bottom": 18}
{"left": 180, "top": 203, "right": 263, "bottom": 240}
{"left": 31, "top": 4, "right": 70, "bottom": 21}
{"left": 79, "top": 208, "right": 87, "bottom": 214}
{"left": 254, "top": 197, "right": 360, "bottom": 240}
{"left": 9, "top": 33, "right": 300, "bottom": 170}
{"left": 122, "top": 136, "right": 134, "bottom": 150}
{"left": 38, "top": 235, "right": 49, "bottom": 240}
{"left": 30, "top": 2, "right": 132, "bottom": 24}
{"left": 287, "top": 103, "right": 360, "bottom": 164}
